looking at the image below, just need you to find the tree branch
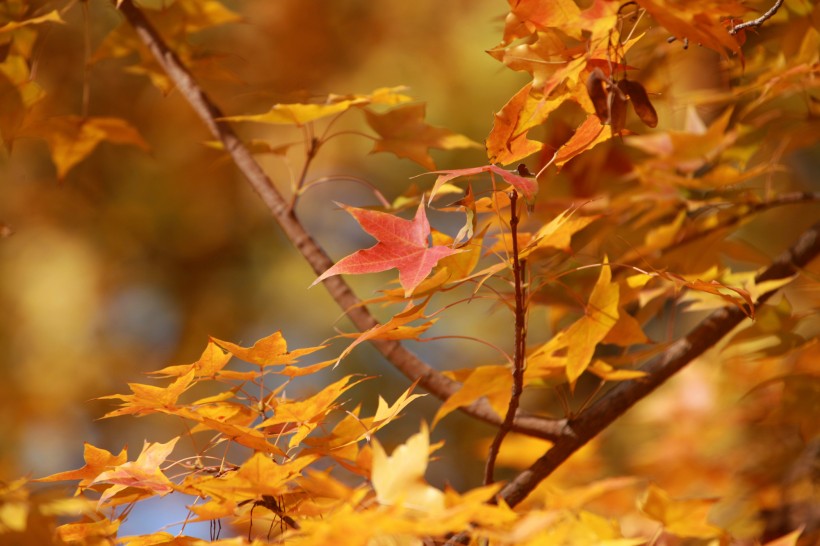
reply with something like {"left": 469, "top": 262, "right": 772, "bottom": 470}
{"left": 730, "top": 0, "right": 785, "bottom": 35}
{"left": 112, "top": 0, "right": 565, "bottom": 440}
{"left": 496, "top": 220, "right": 820, "bottom": 507}
{"left": 484, "top": 191, "right": 528, "bottom": 485}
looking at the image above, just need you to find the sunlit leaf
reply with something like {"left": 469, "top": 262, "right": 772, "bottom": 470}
{"left": 21, "top": 116, "right": 149, "bottom": 179}
{"left": 371, "top": 422, "right": 445, "bottom": 513}
{"left": 211, "top": 331, "right": 324, "bottom": 368}
{"left": 364, "top": 103, "right": 480, "bottom": 170}
{"left": 92, "top": 439, "right": 179, "bottom": 506}
{"left": 638, "top": 483, "right": 723, "bottom": 539}
{"left": 311, "top": 203, "right": 460, "bottom": 297}
{"left": 36, "top": 443, "right": 128, "bottom": 495}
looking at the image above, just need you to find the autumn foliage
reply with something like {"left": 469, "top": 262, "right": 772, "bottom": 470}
{"left": 2, "top": 0, "right": 820, "bottom": 545}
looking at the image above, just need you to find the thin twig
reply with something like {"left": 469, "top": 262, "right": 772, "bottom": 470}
{"left": 730, "top": 0, "right": 785, "bottom": 34}
{"left": 484, "top": 191, "right": 528, "bottom": 485}
{"left": 495, "top": 220, "right": 820, "bottom": 507}
{"left": 112, "top": 0, "right": 566, "bottom": 441}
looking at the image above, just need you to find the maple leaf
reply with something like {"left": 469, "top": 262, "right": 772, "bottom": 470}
{"left": 424, "top": 164, "right": 538, "bottom": 204}
{"left": 91, "top": 439, "right": 179, "bottom": 507}
{"left": 311, "top": 202, "right": 460, "bottom": 297}
{"left": 220, "top": 86, "right": 412, "bottom": 126}
{"left": 149, "top": 340, "right": 232, "bottom": 378}
{"left": 36, "top": 443, "right": 128, "bottom": 495}
{"left": 364, "top": 103, "right": 480, "bottom": 170}
{"left": 433, "top": 365, "right": 513, "bottom": 426}
{"left": 258, "top": 375, "right": 362, "bottom": 448}
{"left": 20, "top": 115, "right": 149, "bottom": 179}
{"left": 552, "top": 115, "right": 611, "bottom": 169}
{"left": 99, "top": 368, "right": 196, "bottom": 418}
{"left": 527, "top": 261, "right": 619, "bottom": 385}
{"left": 371, "top": 422, "right": 445, "bottom": 513}
{"left": 56, "top": 519, "right": 120, "bottom": 544}
{"left": 211, "top": 330, "right": 324, "bottom": 368}
{"left": 639, "top": 483, "right": 723, "bottom": 539}
{"left": 189, "top": 452, "right": 317, "bottom": 502}
{"left": 486, "top": 82, "right": 546, "bottom": 165}
{"left": 335, "top": 298, "right": 436, "bottom": 364}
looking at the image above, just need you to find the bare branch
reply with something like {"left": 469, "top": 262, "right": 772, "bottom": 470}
{"left": 730, "top": 0, "right": 785, "bottom": 35}
{"left": 112, "top": 0, "right": 565, "bottom": 441}
{"left": 497, "top": 220, "right": 820, "bottom": 507}
{"left": 484, "top": 192, "right": 528, "bottom": 485}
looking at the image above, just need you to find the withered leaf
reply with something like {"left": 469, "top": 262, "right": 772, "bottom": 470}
{"left": 586, "top": 67, "right": 610, "bottom": 123}
{"left": 622, "top": 79, "right": 658, "bottom": 128}
{"left": 609, "top": 80, "right": 629, "bottom": 137}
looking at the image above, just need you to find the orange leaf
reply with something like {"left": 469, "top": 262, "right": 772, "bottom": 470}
{"left": 434, "top": 365, "right": 512, "bottom": 426}
{"left": 36, "top": 443, "right": 128, "bottom": 494}
{"left": 486, "top": 82, "right": 546, "bottom": 165}
{"left": 149, "top": 340, "right": 232, "bottom": 378}
{"left": 552, "top": 115, "right": 609, "bottom": 169}
{"left": 364, "top": 103, "right": 479, "bottom": 170}
{"left": 424, "top": 164, "right": 538, "bottom": 204}
{"left": 528, "top": 261, "right": 619, "bottom": 385}
{"left": 258, "top": 376, "right": 361, "bottom": 448}
{"left": 190, "top": 452, "right": 317, "bottom": 502}
{"left": 56, "top": 518, "right": 119, "bottom": 543}
{"left": 507, "top": 0, "right": 583, "bottom": 40}
{"left": 519, "top": 206, "right": 600, "bottom": 257}
{"left": 211, "top": 330, "right": 324, "bottom": 368}
{"left": 220, "top": 86, "right": 413, "bottom": 126}
{"left": 92, "top": 438, "right": 179, "bottom": 506}
{"left": 99, "top": 368, "right": 196, "bottom": 418}
{"left": 21, "top": 115, "right": 149, "bottom": 179}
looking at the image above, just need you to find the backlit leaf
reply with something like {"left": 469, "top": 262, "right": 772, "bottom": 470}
{"left": 311, "top": 203, "right": 460, "bottom": 297}
{"left": 638, "top": 483, "right": 723, "bottom": 539}
{"left": 434, "top": 365, "right": 512, "bottom": 426}
{"left": 364, "top": 103, "right": 480, "bottom": 170}
{"left": 424, "top": 164, "right": 538, "bottom": 204}
{"left": 371, "top": 422, "right": 445, "bottom": 513}
{"left": 36, "top": 443, "right": 128, "bottom": 494}
{"left": 21, "top": 116, "right": 149, "bottom": 179}
{"left": 211, "top": 331, "right": 324, "bottom": 368}
{"left": 92, "top": 438, "right": 179, "bottom": 506}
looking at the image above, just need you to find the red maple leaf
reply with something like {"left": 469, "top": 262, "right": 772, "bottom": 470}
{"left": 312, "top": 203, "right": 460, "bottom": 297}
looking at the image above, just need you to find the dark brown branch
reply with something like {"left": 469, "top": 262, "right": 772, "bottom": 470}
{"left": 112, "top": 0, "right": 565, "bottom": 440}
{"left": 484, "top": 192, "right": 528, "bottom": 485}
{"left": 730, "top": 0, "right": 785, "bottom": 34}
{"left": 497, "top": 220, "right": 820, "bottom": 507}
{"left": 620, "top": 192, "right": 820, "bottom": 269}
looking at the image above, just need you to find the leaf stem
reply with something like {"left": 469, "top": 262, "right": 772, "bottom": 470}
{"left": 484, "top": 190, "right": 528, "bottom": 485}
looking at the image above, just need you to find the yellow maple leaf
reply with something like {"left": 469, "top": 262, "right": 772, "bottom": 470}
{"left": 36, "top": 443, "right": 128, "bottom": 495}
{"left": 92, "top": 438, "right": 179, "bottom": 507}
{"left": 21, "top": 116, "right": 149, "bottom": 179}
{"left": 371, "top": 423, "right": 445, "bottom": 513}
{"left": 528, "top": 260, "right": 619, "bottom": 385}
{"left": 639, "top": 483, "right": 723, "bottom": 539}
{"left": 211, "top": 331, "right": 324, "bottom": 368}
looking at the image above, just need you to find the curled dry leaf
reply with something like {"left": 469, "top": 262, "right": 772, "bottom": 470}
{"left": 586, "top": 68, "right": 610, "bottom": 122}
{"left": 609, "top": 80, "right": 630, "bottom": 136}
{"left": 622, "top": 79, "right": 658, "bottom": 128}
